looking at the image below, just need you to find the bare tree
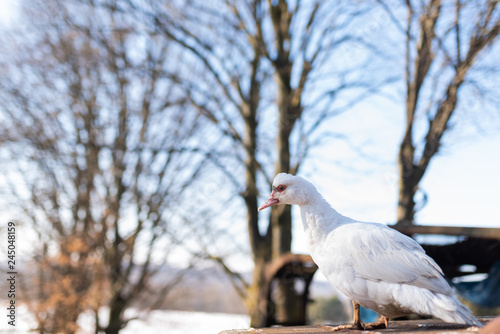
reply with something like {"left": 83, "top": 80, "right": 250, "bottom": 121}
{"left": 124, "top": 0, "right": 393, "bottom": 327}
{"left": 379, "top": 0, "right": 500, "bottom": 225}
{"left": 0, "top": 1, "right": 207, "bottom": 333}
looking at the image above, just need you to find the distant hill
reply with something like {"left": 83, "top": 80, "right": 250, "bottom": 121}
{"left": 156, "top": 264, "right": 343, "bottom": 315}
{"left": 157, "top": 264, "right": 248, "bottom": 314}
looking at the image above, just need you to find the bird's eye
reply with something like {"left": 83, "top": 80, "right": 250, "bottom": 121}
{"left": 278, "top": 185, "right": 286, "bottom": 192}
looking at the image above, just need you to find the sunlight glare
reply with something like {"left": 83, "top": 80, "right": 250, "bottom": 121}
{"left": 0, "top": 0, "right": 19, "bottom": 27}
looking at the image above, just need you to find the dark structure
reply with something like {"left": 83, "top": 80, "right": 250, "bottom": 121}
{"left": 263, "top": 253, "right": 318, "bottom": 326}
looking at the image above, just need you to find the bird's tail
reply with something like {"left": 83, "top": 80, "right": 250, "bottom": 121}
{"left": 430, "top": 293, "right": 482, "bottom": 327}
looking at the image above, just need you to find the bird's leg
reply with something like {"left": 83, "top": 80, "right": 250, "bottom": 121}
{"left": 363, "top": 315, "right": 389, "bottom": 330}
{"left": 351, "top": 301, "right": 364, "bottom": 330}
{"left": 321, "top": 301, "right": 365, "bottom": 331}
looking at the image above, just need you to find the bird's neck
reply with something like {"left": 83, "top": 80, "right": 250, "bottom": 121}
{"left": 299, "top": 193, "right": 352, "bottom": 244}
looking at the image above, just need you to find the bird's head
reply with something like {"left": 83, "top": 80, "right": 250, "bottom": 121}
{"left": 258, "top": 173, "right": 314, "bottom": 211}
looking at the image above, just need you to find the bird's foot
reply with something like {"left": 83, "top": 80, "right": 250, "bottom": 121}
{"left": 322, "top": 318, "right": 388, "bottom": 331}
{"left": 363, "top": 316, "right": 389, "bottom": 330}
{"left": 321, "top": 321, "right": 365, "bottom": 331}
{"left": 362, "top": 322, "right": 387, "bottom": 330}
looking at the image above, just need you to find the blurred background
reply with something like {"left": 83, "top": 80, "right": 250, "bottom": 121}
{"left": 0, "top": 0, "right": 499, "bottom": 333}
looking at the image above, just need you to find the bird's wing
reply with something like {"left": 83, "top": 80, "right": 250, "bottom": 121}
{"left": 330, "top": 223, "right": 451, "bottom": 294}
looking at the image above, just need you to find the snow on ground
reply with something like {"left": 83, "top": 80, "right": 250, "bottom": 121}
{"left": 0, "top": 303, "right": 249, "bottom": 334}
{"left": 122, "top": 310, "right": 249, "bottom": 334}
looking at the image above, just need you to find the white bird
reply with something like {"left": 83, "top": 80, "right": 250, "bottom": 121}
{"left": 258, "top": 173, "right": 482, "bottom": 329}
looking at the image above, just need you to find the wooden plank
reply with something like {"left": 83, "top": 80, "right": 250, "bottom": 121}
{"left": 220, "top": 326, "right": 341, "bottom": 334}
{"left": 220, "top": 318, "right": 493, "bottom": 334}
{"left": 389, "top": 225, "right": 500, "bottom": 240}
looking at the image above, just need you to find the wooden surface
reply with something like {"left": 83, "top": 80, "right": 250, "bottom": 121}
{"left": 389, "top": 225, "right": 500, "bottom": 240}
{"left": 220, "top": 318, "right": 493, "bottom": 334}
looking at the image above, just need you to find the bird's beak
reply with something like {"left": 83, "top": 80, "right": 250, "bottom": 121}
{"left": 258, "top": 193, "right": 280, "bottom": 211}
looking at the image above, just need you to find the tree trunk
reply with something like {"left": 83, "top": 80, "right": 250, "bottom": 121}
{"left": 104, "top": 294, "right": 126, "bottom": 334}
{"left": 268, "top": 35, "right": 300, "bottom": 324}
{"left": 245, "top": 41, "right": 301, "bottom": 327}
{"left": 397, "top": 128, "right": 418, "bottom": 225}
{"left": 396, "top": 171, "right": 418, "bottom": 225}
{"left": 247, "top": 255, "right": 273, "bottom": 327}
